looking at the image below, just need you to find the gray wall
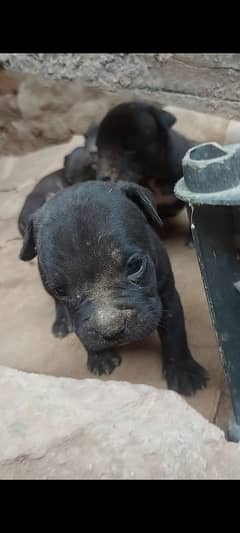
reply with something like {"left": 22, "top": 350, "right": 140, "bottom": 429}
{"left": 1, "top": 53, "right": 240, "bottom": 119}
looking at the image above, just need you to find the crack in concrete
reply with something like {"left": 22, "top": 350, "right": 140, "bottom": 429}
{"left": 0, "top": 236, "right": 21, "bottom": 252}
{"left": 173, "top": 56, "right": 240, "bottom": 74}
{"left": 0, "top": 187, "right": 17, "bottom": 193}
{"left": 0, "top": 216, "right": 18, "bottom": 222}
{"left": 0, "top": 426, "right": 89, "bottom": 471}
{"left": 6, "top": 237, "right": 21, "bottom": 243}
{"left": 0, "top": 237, "right": 21, "bottom": 249}
{"left": 157, "top": 87, "right": 240, "bottom": 105}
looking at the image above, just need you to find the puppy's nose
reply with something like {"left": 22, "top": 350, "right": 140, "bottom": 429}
{"left": 95, "top": 308, "right": 125, "bottom": 340}
{"left": 102, "top": 324, "right": 125, "bottom": 341}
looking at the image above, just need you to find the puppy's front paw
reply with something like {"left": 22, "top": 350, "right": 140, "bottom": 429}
{"left": 87, "top": 350, "right": 121, "bottom": 376}
{"left": 52, "top": 318, "right": 72, "bottom": 338}
{"left": 163, "top": 356, "right": 208, "bottom": 396}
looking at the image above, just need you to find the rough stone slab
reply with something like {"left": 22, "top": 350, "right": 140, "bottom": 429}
{"left": 2, "top": 63, "right": 240, "bottom": 156}
{"left": 2, "top": 54, "right": 240, "bottom": 119}
{"left": 0, "top": 366, "right": 239, "bottom": 480}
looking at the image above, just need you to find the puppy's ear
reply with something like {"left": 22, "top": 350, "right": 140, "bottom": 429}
{"left": 64, "top": 148, "right": 80, "bottom": 182}
{"left": 19, "top": 218, "right": 37, "bottom": 261}
{"left": 63, "top": 154, "right": 69, "bottom": 168}
{"left": 118, "top": 182, "right": 163, "bottom": 230}
{"left": 151, "top": 106, "right": 176, "bottom": 130}
{"left": 85, "top": 121, "right": 98, "bottom": 140}
{"left": 64, "top": 151, "right": 74, "bottom": 179}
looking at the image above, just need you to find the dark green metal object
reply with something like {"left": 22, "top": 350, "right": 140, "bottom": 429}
{"left": 175, "top": 142, "right": 240, "bottom": 442}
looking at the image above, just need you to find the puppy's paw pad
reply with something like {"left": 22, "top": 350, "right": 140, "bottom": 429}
{"left": 52, "top": 319, "right": 72, "bottom": 338}
{"left": 164, "top": 357, "right": 208, "bottom": 396}
{"left": 87, "top": 352, "right": 121, "bottom": 376}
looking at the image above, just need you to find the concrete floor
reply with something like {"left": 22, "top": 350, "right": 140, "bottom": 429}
{"left": 0, "top": 136, "right": 231, "bottom": 431}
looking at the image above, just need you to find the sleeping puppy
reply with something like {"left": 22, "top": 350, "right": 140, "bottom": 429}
{"left": 18, "top": 145, "right": 96, "bottom": 236}
{"left": 96, "top": 101, "right": 195, "bottom": 239}
{"left": 63, "top": 146, "right": 96, "bottom": 184}
{"left": 19, "top": 180, "right": 208, "bottom": 396}
{"left": 18, "top": 168, "right": 67, "bottom": 236}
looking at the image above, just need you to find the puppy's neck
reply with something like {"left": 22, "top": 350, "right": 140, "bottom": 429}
{"left": 147, "top": 130, "right": 194, "bottom": 202}
{"left": 166, "top": 129, "right": 194, "bottom": 181}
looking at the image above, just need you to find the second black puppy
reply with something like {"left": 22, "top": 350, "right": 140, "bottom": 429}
{"left": 19, "top": 181, "right": 208, "bottom": 396}
{"left": 96, "top": 101, "right": 194, "bottom": 221}
{"left": 18, "top": 145, "right": 96, "bottom": 236}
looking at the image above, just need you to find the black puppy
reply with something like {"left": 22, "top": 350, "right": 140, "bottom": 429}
{"left": 18, "top": 168, "right": 67, "bottom": 236}
{"left": 64, "top": 123, "right": 98, "bottom": 185}
{"left": 18, "top": 145, "right": 96, "bottom": 236}
{"left": 96, "top": 101, "right": 194, "bottom": 231}
{"left": 19, "top": 180, "right": 208, "bottom": 396}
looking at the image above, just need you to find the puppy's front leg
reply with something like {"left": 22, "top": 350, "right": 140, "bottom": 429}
{"left": 52, "top": 300, "right": 73, "bottom": 338}
{"left": 158, "top": 282, "right": 208, "bottom": 396}
{"left": 87, "top": 350, "right": 121, "bottom": 376}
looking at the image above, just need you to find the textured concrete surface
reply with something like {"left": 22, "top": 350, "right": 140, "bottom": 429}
{"left": 1, "top": 66, "right": 240, "bottom": 156}
{"left": 0, "top": 366, "right": 239, "bottom": 480}
{"left": 1, "top": 53, "right": 240, "bottom": 119}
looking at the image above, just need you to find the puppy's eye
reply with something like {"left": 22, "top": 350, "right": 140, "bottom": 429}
{"left": 127, "top": 254, "right": 146, "bottom": 280}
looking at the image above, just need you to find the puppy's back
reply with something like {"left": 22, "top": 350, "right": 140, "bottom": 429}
{"left": 18, "top": 169, "right": 66, "bottom": 236}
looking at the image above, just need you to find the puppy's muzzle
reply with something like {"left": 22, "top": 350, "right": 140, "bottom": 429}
{"left": 93, "top": 308, "right": 127, "bottom": 341}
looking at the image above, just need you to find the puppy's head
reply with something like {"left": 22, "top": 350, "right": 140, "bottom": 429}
{"left": 64, "top": 146, "right": 96, "bottom": 185}
{"left": 20, "top": 181, "right": 164, "bottom": 352}
{"left": 96, "top": 101, "right": 176, "bottom": 183}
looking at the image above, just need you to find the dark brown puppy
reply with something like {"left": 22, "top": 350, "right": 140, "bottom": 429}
{"left": 96, "top": 101, "right": 195, "bottom": 240}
